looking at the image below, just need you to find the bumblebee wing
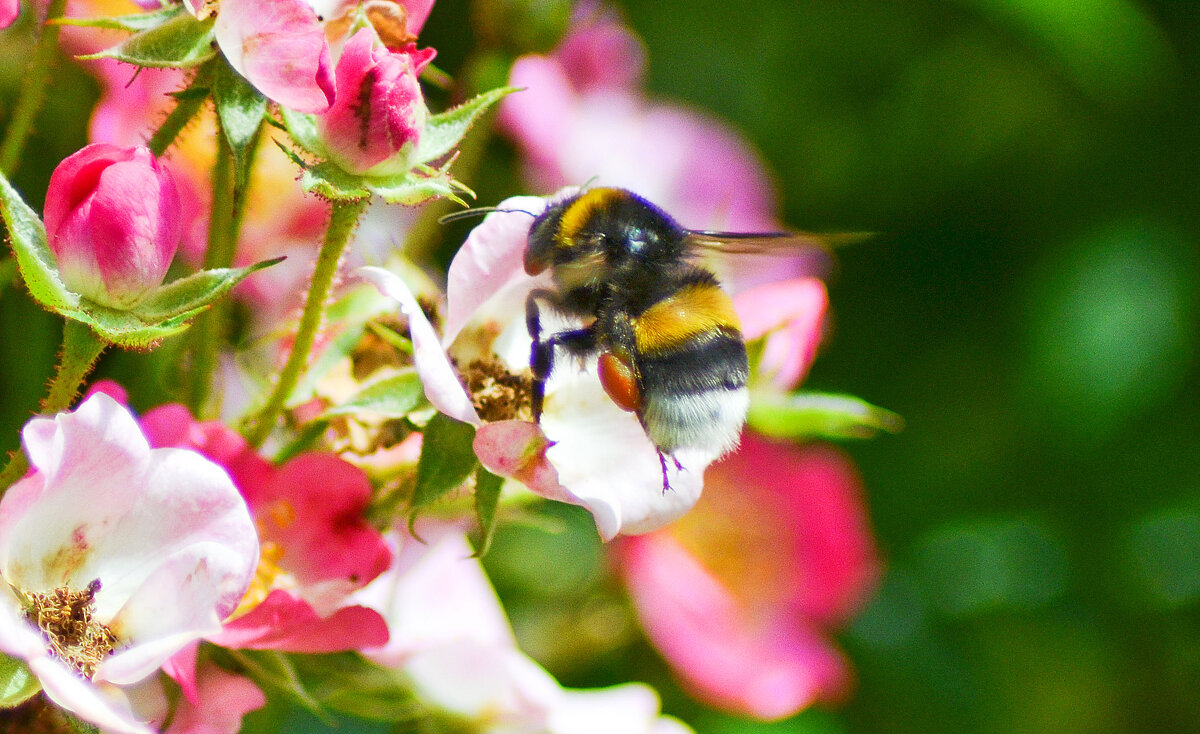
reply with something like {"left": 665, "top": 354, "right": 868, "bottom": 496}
{"left": 684, "top": 229, "right": 873, "bottom": 255}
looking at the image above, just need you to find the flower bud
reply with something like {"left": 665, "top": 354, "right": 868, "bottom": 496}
{"left": 318, "top": 28, "right": 435, "bottom": 176}
{"left": 44, "top": 144, "right": 182, "bottom": 309}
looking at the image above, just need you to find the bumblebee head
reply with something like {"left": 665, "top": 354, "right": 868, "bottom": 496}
{"left": 525, "top": 188, "right": 686, "bottom": 278}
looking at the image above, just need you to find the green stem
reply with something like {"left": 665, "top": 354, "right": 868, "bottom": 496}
{"left": 147, "top": 63, "right": 213, "bottom": 158}
{"left": 0, "top": 320, "right": 106, "bottom": 494}
{"left": 243, "top": 199, "right": 368, "bottom": 448}
{"left": 0, "top": 0, "right": 69, "bottom": 175}
{"left": 183, "top": 130, "right": 237, "bottom": 417}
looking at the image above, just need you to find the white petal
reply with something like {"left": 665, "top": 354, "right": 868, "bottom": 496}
{"left": 358, "top": 266, "right": 481, "bottom": 426}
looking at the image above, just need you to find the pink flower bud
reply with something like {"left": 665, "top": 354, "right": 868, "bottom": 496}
{"left": 44, "top": 144, "right": 182, "bottom": 309}
{"left": 318, "top": 28, "right": 435, "bottom": 176}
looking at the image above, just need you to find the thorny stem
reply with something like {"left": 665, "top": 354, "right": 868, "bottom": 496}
{"left": 0, "top": 0, "right": 70, "bottom": 175}
{"left": 243, "top": 198, "right": 369, "bottom": 448}
{"left": 0, "top": 320, "right": 106, "bottom": 495}
{"left": 147, "top": 62, "right": 213, "bottom": 158}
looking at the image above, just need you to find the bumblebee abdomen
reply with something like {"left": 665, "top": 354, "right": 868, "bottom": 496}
{"left": 636, "top": 330, "right": 749, "bottom": 456}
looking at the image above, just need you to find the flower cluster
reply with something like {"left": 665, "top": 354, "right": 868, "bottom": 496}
{"left": 0, "top": 0, "right": 891, "bottom": 731}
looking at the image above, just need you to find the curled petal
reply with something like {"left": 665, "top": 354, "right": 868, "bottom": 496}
{"left": 358, "top": 266, "right": 481, "bottom": 425}
{"left": 215, "top": 0, "right": 335, "bottom": 113}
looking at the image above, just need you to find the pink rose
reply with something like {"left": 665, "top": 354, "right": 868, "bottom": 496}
{"left": 44, "top": 144, "right": 182, "bottom": 309}
{"left": 318, "top": 28, "right": 434, "bottom": 176}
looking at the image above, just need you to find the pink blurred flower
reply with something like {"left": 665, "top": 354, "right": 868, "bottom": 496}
{"left": 200, "top": 0, "right": 336, "bottom": 113}
{"left": 44, "top": 143, "right": 182, "bottom": 309}
{"left": 499, "top": 5, "right": 775, "bottom": 234}
{"left": 0, "top": 392, "right": 258, "bottom": 733}
{"left": 735, "top": 277, "right": 829, "bottom": 391}
{"left": 1, "top": 0, "right": 20, "bottom": 28}
{"left": 351, "top": 524, "right": 691, "bottom": 733}
{"left": 163, "top": 662, "right": 265, "bottom": 734}
{"left": 618, "top": 435, "right": 879, "bottom": 720}
{"left": 317, "top": 27, "right": 433, "bottom": 175}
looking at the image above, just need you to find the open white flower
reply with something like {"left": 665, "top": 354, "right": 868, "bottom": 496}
{"left": 0, "top": 393, "right": 259, "bottom": 733}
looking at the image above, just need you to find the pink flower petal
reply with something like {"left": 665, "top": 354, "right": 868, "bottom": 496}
{"left": 621, "top": 533, "right": 850, "bottom": 720}
{"left": 358, "top": 266, "right": 481, "bottom": 425}
{"left": 442, "top": 195, "right": 551, "bottom": 347}
{"left": 1, "top": 0, "right": 20, "bottom": 28}
{"left": 213, "top": 589, "right": 389, "bottom": 652}
{"left": 215, "top": 0, "right": 335, "bottom": 113}
{"left": 165, "top": 663, "right": 266, "bottom": 734}
{"left": 735, "top": 277, "right": 828, "bottom": 390}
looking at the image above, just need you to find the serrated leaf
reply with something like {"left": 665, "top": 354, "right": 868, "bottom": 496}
{"left": 214, "top": 58, "right": 266, "bottom": 183}
{"left": 0, "top": 173, "right": 76, "bottom": 312}
{"left": 323, "top": 369, "right": 426, "bottom": 419}
{"left": 291, "top": 653, "right": 419, "bottom": 723}
{"left": 53, "top": 4, "right": 185, "bottom": 32}
{"left": 81, "top": 11, "right": 216, "bottom": 68}
{"left": 415, "top": 86, "right": 519, "bottom": 164}
{"left": 0, "top": 653, "right": 41, "bottom": 708}
{"left": 412, "top": 413, "right": 478, "bottom": 513}
{"left": 278, "top": 106, "right": 324, "bottom": 157}
{"left": 473, "top": 468, "right": 503, "bottom": 558}
{"left": 747, "top": 390, "right": 904, "bottom": 440}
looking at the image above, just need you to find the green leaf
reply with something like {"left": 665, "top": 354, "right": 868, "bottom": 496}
{"left": 747, "top": 390, "right": 904, "bottom": 440}
{"left": 53, "top": 4, "right": 185, "bottom": 32}
{"left": 213, "top": 58, "right": 267, "bottom": 186}
{"left": 290, "top": 653, "right": 420, "bottom": 723}
{"left": 323, "top": 369, "right": 426, "bottom": 419}
{"left": 0, "top": 172, "right": 75, "bottom": 313}
{"left": 472, "top": 468, "right": 503, "bottom": 558}
{"left": 0, "top": 653, "right": 40, "bottom": 708}
{"left": 412, "top": 414, "right": 478, "bottom": 515}
{"left": 278, "top": 106, "right": 324, "bottom": 158}
{"left": 415, "top": 86, "right": 519, "bottom": 164}
{"left": 80, "top": 11, "right": 216, "bottom": 68}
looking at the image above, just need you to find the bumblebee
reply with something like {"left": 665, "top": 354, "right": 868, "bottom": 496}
{"left": 521, "top": 186, "right": 810, "bottom": 490}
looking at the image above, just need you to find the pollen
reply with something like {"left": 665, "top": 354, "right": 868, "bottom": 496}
{"left": 230, "top": 541, "right": 287, "bottom": 620}
{"left": 26, "top": 579, "right": 116, "bottom": 679}
{"left": 462, "top": 358, "right": 534, "bottom": 423}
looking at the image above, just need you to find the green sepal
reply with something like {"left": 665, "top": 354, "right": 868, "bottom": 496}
{"left": 0, "top": 653, "right": 41, "bottom": 708}
{"left": 472, "top": 468, "right": 503, "bottom": 558}
{"left": 289, "top": 652, "right": 419, "bottom": 723}
{"left": 0, "top": 172, "right": 74, "bottom": 313}
{"left": 323, "top": 369, "right": 427, "bottom": 419}
{"left": 278, "top": 106, "right": 325, "bottom": 159}
{"left": 414, "top": 86, "right": 518, "bottom": 164}
{"left": 213, "top": 58, "right": 267, "bottom": 188}
{"left": 0, "top": 172, "right": 283, "bottom": 348}
{"left": 411, "top": 414, "right": 478, "bottom": 522}
{"left": 79, "top": 10, "right": 216, "bottom": 68}
{"left": 747, "top": 389, "right": 904, "bottom": 440}
{"left": 52, "top": 4, "right": 185, "bottom": 32}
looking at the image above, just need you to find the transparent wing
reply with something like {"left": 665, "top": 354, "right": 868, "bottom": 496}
{"left": 683, "top": 229, "right": 874, "bottom": 256}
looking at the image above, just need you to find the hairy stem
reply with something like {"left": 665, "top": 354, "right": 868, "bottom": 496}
{"left": 243, "top": 198, "right": 368, "bottom": 448}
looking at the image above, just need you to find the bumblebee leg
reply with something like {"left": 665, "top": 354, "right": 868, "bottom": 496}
{"left": 656, "top": 450, "right": 672, "bottom": 493}
{"left": 525, "top": 290, "right": 597, "bottom": 421}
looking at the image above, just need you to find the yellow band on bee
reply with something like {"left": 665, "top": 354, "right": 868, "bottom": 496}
{"left": 556, "top": 188, "right": 624, "bottom": 247}
{"left": 632, "top": 283, "right": 742, "bottom": 354}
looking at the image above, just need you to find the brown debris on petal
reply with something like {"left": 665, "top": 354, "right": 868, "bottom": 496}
{"left": 463, "top": 357, "right": 534, "bottom": 423}
{"left": 26, "top": 580, "right": 117, "bottom": 678}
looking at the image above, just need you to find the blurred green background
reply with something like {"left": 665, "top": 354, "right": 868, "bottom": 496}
{"left": 4, "top": 0, "right": 1200, "bottom": 732}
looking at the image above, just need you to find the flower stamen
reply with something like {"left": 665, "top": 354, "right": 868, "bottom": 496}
{"left": 463, "top": 358, "right": 533, "bottom": 422}
{"left": 26, "top": 579, "right": 116, "bottom": 678}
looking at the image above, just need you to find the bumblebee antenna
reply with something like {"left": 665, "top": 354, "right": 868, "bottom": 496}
{"left": 438, "top": 206, "right": 537, "bottom": 225}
